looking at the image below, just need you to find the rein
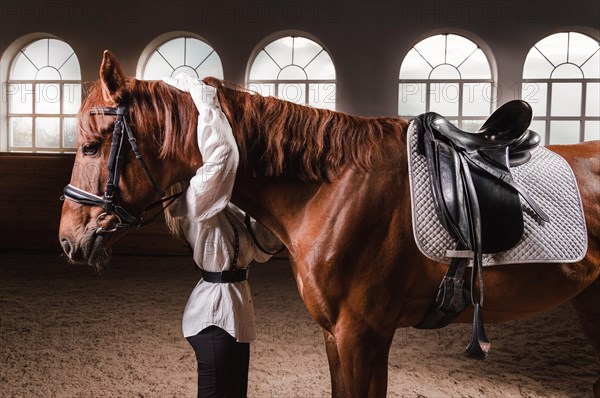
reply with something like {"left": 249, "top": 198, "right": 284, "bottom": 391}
{"left": 243, "top": 214, "right": 286, "bottom": 255}
{"left": 61, "top": 105, "right": 182, "bottom": 233}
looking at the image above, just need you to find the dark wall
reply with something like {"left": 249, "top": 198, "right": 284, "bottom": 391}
{"left": 0, "top": 153, "right": 189, "bottom": 254}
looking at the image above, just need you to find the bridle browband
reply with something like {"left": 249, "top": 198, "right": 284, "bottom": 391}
{"left": 61, "top": 105, "right": 182, "bottom": 233}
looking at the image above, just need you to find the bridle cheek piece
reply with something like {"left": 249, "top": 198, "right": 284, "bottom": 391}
{"left": 61, "top": 105, "right": 182, "bottom": 234}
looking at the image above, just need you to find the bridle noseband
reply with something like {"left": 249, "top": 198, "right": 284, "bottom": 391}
{"left": 62, "top": 105, "right": 181, "bottom": 233}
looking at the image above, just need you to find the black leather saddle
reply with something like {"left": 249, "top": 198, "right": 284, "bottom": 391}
{"left": 413, "top": 100, "right": 550, "bottom": 359}
{"left": 415, "top": 100, "right": 548, "bottom": 256}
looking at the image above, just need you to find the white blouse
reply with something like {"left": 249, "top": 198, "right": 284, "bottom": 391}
{"left": 176, "top": 203, "right": 279, "bottom": 342}
{"left": 166, "top": 78, "right": 280, "bottom": 342}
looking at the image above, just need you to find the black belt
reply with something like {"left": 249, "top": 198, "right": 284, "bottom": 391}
{"left": 200, "top": 268, "right": 248, "bottom": 283}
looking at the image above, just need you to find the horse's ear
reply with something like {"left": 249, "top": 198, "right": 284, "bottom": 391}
{"left": 99, "top": 50, "right": 127, "bottom": 105}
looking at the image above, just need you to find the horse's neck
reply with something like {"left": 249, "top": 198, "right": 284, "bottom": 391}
{"left": 161, "top": 152, "right": 199, "bottom": 189}
{"left": 231, "top": 173, "right": 321, "bottom": 245}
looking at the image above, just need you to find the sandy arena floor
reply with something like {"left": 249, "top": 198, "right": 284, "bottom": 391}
{"left": 0, "top": 250, "right": 597, "bottom": 397}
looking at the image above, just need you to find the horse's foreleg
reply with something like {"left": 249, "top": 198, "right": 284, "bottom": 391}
{"left": 323, "top": 329, "right": 345, "bottom": 398}
{"left": 571, "top": 276, "right": 600, "bottom": 398}
{"left": 334, "top": 318, "right": 395, "bottom": 398}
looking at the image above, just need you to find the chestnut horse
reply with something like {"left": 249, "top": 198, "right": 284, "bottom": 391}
{"left": 59, "top": 51, "right": 600, "bottom": 397}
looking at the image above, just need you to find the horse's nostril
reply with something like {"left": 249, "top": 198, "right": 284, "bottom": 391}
{"left": 60, "top": 237, "right": 73, "bottom": 258}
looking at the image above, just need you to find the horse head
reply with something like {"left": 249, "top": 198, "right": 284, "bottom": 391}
{"left": 58, "top": 51, "right": 201, "bottom": 269}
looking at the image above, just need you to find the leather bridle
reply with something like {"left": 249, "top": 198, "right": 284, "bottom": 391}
{"left": 62, "top": 105, "right": 182, "bottom": 234}
{"left": 243, "top": 213, "right": 286, "bottom": 255}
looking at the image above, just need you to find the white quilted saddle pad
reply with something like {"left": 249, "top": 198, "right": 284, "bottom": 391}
{"left": 407, "top": 121, "right": 588, "bottom": 266}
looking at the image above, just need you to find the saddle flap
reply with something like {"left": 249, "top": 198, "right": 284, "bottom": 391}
{"left": 430, "top": 140, "right": 470, "bottom": 247}
{"left": 470, "top": 167, "right": 524, "bottom": 253}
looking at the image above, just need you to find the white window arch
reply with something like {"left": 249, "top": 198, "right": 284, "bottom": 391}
{"left": 141, "top": 36, "right": 223, "bottom": 80}
{"left": 247, "top": 35, "right": 336, "bottom": 110}
{"left": 399, "top": 34, "right": 494, "bottom": 132}
{"left": 8, "top": 38, "right": 81, "bottom": 152}
{"left": 522, "top": 32, "right": 599, "bottom": 144}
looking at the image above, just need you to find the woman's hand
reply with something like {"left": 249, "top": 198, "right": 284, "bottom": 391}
{"left": 162, "top": 73, "right": 218, "bottom": 110}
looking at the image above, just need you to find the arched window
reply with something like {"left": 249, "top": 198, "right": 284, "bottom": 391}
{"left": 399, "top": 34, "right": 494, "bottom": 132}
{"left": 8, "top": 38, "right": 81, "bottom": 152}
{"left": 522, "top": 32, "right": 599, "bottom": 144}
{"left": 247, "top": 35, "right": 336, "bottom": 110}
{"left": 141, "top": 36, "right": 223, "bottom": 80}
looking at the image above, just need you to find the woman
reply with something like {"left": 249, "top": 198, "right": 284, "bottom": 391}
{"left": 163, "top": 74, "right": 282, "bottom": 397}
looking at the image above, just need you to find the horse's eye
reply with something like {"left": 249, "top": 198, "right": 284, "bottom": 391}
{"left": 82, "top": 143, "right": 99, "bottom": 156}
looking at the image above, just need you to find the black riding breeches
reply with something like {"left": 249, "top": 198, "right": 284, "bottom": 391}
{"left": 186, "top": 326, "right": 250, "bottom": 398}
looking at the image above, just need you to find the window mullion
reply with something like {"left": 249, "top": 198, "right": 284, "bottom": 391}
{"left": 59, "top": 82, "right": 63, "bottom": 150}
{"left": 32, "top": 84, "right": 37, "bottom": 151}
{"left": 545, "top": 83, "right": 552, "bottom": 144}
{"left": 305, "top": 82, "right": 309, "bottom": 105}
{"left": 458, "top": 83, "right": 464, "bottom": 129}
{"left": 425, "top": 82, "right": 430, "bottom": 113}
{"left": 580, "top": 82, "right": 587, "bottom": 142}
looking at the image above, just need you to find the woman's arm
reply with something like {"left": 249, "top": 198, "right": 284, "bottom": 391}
{"left": 164, "top": 74, "right": 239, "bottom": 221}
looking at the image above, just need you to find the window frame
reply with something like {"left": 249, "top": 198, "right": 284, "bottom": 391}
{"left": 398, "top": 33, "right": 496, "bottom": 131}
{"left": 7, "top": 80, "right": 80, "bottom": 153}
{"left": 6, "top": 38, "right": 81, "bottom": 153}
{"left": 246, "top": 34, "right": 337, "bottom": 110}
{"left": 139, "top": 35, "right": 224, "bottom": 80}
{"left": 522, "top": 32, "right": 600, "bottom": 144}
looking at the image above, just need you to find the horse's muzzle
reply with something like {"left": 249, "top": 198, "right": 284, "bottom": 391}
{"left": 59, "top": 231, "right": 111, "bottom": 268}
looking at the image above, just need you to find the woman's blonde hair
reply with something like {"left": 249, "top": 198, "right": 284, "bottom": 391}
{"left": 163, "top": 181, "right": 188, "bottom": 242}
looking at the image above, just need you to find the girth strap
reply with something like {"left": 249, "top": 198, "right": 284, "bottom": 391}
{"left": 415, "top": 247, "right": 490, "bottom": 359}
{"left": 437, "top": 253, "right": 469, "bottom": 313}
{"left": 414, "top": 245, "right": 471, "bottom": 330}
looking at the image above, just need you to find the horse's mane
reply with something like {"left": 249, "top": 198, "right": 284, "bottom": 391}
{"left": 204, "top": 77, "right": 406, "bottom": 182}
{"left": 79, "top": 79, "right": 201, "bottom": 165}
{"left": 79, "top": 77, "right": 406, "bottom": 183}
